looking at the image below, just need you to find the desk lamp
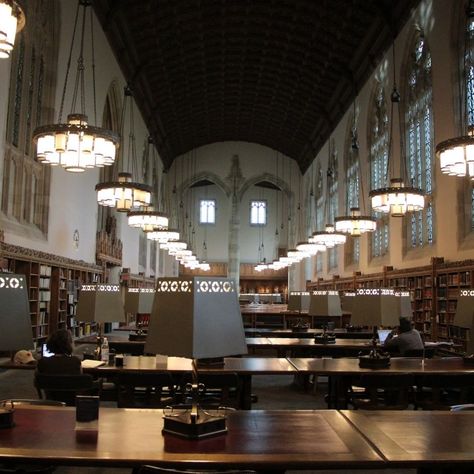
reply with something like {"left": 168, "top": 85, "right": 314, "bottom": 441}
{"left": 453, "top": 289, "right": 474, "bottom": 363}
{"left": 351, "top": 288, "right": 401, "bottom": 367}
{"left": 309, "top": 290, "right": 341, "bottom": 343}
{"left": 124, "top": 287, "right": 155, "bottom": 339}
{"left": 145, "top": 276, "right": 248, "bottom": 439}
{"left": 287, "top": 291, "right": 310, "bottom": 312}
{"left": 0, "top": 274, "right": 34, "bottom": 355}
{"left": 75, "top": 283, "right": 126, "bottom": 356}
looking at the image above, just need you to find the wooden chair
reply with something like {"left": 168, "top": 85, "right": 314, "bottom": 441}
{"left": 34, "top": 373, "right": 100, "bottom": 406}
{"left": 179, "top": 372, "right": 242, "bottom": 409}
{"left": 116, "top": 372, "right": 176, "bottom": 408}
{"left": 416, "top": 374, "right": 474, "bottom": 410}
{"left": 349, "top": 373, "right": 415, "bottom": 410}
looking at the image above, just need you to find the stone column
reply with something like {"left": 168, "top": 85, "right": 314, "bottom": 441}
{"left": 226, "top": 155, "right": 244, "bottom": 286}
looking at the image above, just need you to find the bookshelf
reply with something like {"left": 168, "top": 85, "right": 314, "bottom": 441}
{"left": 307, "top": 257, "right": 474, "bottom": 351}
{"left": 0, "top": 242, "right": 102, "bottom": 345}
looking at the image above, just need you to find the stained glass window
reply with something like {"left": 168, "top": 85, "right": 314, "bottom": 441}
{"left": 406, "top": 34, "right": 434, "bottom": 247}
{"left": 328, "top": 143, "right": 338, "bottom": 270}
{"left": 370, "top": 84, "right": 389, "bottom": 258}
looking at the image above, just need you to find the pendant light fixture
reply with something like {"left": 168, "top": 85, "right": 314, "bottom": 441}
{"left": 96, "top": 86, "right": 152, "bottom": 211}
{"left": 0, "top": 0, "right": 25, "bottom": 58}
{"left": 311, "top": 144, "right": 347, "bottom": 248}
{"left": 435, "top": 1, "right": 474, "bottom": 178}
{"left": 33, "top": 1, "right": 119, "bottom": 171}
{"left": 335, "top": 88, "right": 376, "bottom": 236}
{"left": 369, "top": 38, "right": 425, "bottom": 216}
{"left": 127, "top": 138, "right": 169, "bottom": 231}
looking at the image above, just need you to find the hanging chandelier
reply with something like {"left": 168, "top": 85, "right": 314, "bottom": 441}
{"left": 370, "top": 178, "right": 424, "bottom": 217}
{"left": 96, "top": 86, "right": 152, "bottom": 211}
{"left": 295, "top": 241, "right": 326, "bottom": 256}
{"left": 33, "top": 1, "right": 119, "bottom": 171}
{"left": 0, "top": 0, "right": 25, "bottom": 58}
{"left": 335, "top": 207, "right": 377, "bottom": 236}
{"left": 335, "top": 94, "right": 377, "bottom": 237}
{"left": 436, "top": 132, "right": 474, "bottom": 177}
{"left": 164, "top": 240, "right": 188, "bottom": 254}
{"left": 369, "top": 41, "right": 425, "bottom": 217}
{"left": 147, "top": 228, "right": 180, "bottom": 243}
{"left": 311, "top": 224, "right": 347, "bottom": 248}
{"left": 435, "top": 4, "right": 474, "bottom": 178}
{"left": 128, "top": 206, "right": 169, "bottom": 232}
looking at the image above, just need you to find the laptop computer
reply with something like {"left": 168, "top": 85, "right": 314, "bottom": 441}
{"left": 41, "top": 343, "right": 54, "bottom": 358}
{"left": 377, "top": 329, "right": 392, "bottom": 344}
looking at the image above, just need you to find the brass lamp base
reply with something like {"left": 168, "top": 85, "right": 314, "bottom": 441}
{"left": 314, "top": 334, "right": 336, "bottom": 344}
{"left": 162, "top": 408, "right": 227, "bottom": 439}
{"left": 463, "top": 355, "right": 474, "bottom": 365}
{"left": 359, "top": 354, "right": 391, "bottom": 368}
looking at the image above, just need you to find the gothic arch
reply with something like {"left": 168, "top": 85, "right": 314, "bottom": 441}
{"left": 237, "top": 173, "right": 293, "bottom": 204}
{"left": 177, "top": 171, "right": 232, "bottom": 197}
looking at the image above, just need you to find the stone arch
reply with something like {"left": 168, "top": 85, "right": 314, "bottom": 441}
{"left": 237, "top": 172, "right": 293, "bottom": 204}
{"left": 177, "top": 171, "right": 232, "bottom": 198}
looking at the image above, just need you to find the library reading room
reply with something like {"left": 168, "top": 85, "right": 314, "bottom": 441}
{"left": 1, "top": 1, "right": 474, "bottom": 473}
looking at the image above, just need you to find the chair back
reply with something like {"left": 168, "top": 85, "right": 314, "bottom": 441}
{"left": 116, "top": 372, "right": 176, "bottom": 408}
{"left": 34, "top": 373, "right": 97, "bottom": 406}
{"left": 351, "top": 373, "right": 415, "bottom": 410}
{"left": 180, "top": 372, "right": 241, "bottom": 409}
{"left": 416, "top": 374, "right": 474, "bottom": 410}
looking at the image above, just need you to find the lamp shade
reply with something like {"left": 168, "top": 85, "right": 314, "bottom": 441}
{"left": 124, "top": 287, "right": 155, "bottom": 314}
{"left": 308, "top": 290, "right": 342, "bottom": 316}
{"left": 454, "top": 290, "right": 474, "bottom": 354}
{"left": 350, "top": 288, "right": 402, "bottom": 327}
{"left": 341, "top": 291, "right": 356, "bottom": 312}
{"left": 0, "top": 274, "right": 34, "bottom": 351}
{"left": 144, "top": 277, "right": 248, "bottom": 359}
{"left": 76, "top": 284, "right": 126, "bottom": 323}
{"left": 287, "top": 291, "right": 311, "bottom": 312}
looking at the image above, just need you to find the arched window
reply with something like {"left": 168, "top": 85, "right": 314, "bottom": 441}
{"left": 327, "top": 141, "right": 338, "bottom": 270}
{"left": 1, "top": 0, "right": 58, "bottom": 236}
{"left": 405, "top": 32, "right": 434, "bottom": 248}
{"left": 344, "top": 114, "right": 360, "bottom": 266}
{"left": 369, "top": 83, "right": 390, "bottom": 258}
{"left": 315, "top": 162, "right": 324, "bottom": 273}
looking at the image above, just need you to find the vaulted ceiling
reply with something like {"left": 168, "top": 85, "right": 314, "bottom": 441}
{"left": 93, "top": 0, "right": 420, "bottom": 173}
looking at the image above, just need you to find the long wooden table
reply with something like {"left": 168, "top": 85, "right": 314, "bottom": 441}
{"left": 90, "top": 355, "right": 297, "bottom": 410}
{"left": 341, "top": 410, "right": 474, "bottom": 471}
{"left": 245, "top": 327, "right": 373, "bottom": 339}
{"left": 247, "top": 337, "right": 375, "bottom": 357}
{"left": 0, "top": 406, "right": 384, "bottom": 471}
{"left": 290, "top": 356, "right": 474, "bottom": 408}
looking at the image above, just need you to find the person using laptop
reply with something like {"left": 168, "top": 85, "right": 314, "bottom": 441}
{"left": 36, "top": 329, "right": 82, "bottom": 375}
{"left": 383, "top": 317, "right": 424, "bottom": 355}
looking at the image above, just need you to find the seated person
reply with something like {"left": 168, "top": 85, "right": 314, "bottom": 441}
{"left": 37, "top": 329, "right": 82, "bottom": 374}
{"left": 383, "top": 317, "right": 424, "bottom": 355}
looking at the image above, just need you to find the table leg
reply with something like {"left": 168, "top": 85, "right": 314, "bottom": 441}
{"left": 239, "top": 374, "right": 252, "bottom": 410}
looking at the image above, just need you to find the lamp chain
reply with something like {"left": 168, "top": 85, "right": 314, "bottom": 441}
{"left": 57, "top": 2, "right": 81, "bottom": 123}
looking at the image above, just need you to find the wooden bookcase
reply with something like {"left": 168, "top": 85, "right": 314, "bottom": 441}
{"left": 307, "top": 257, "right": 474, "bottom": 351}
{"left": 0, "top": 242, "right": 103, "bottom": 346}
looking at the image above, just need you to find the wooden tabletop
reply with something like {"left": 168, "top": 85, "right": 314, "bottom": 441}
{"left": 0, "top": 406, "right": 384, "bottom": 469}
{"left": 240, "top": 304, "right": 288, "bottom": 314}
{"left": 289, "top": 356, "right": 474, "bottom": 374}
{"left": 88, "top": 356, "right": 297, "bottom": 376}
{"left": 245, "top": 328, "right": 373, "bottom": 339}
{"left": 341, "top": 410, "right": 474, "bottom": 466}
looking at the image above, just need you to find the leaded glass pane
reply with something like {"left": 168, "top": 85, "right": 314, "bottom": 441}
{"left": 405, "top": 33, "right": 434, "bottom": 247}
